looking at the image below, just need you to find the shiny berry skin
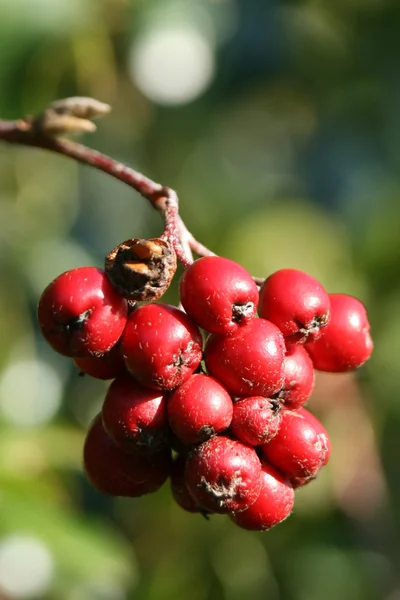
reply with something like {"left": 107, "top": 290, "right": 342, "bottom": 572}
{"left": 297, "top": 407, "right": 331, "bottom": 466}
{"left": 83, "top": 414, "right": 172, "bottom": 497}
{"left": 38, "top": 267, "right": 128, "bottom": 358}
{"left": 230, "top": 397, "right": 282, "bottom": 446}
{"left": 230, "top": 462, "right": 295, "bottom": 531}
{"left": 274, "top": 344, "right": 315, "bottom": 409}
{"left": 73, "top": 343, "right": 126, "bottom": 380}
{"left": 258, "top": 269, "right": 330, "bottom": 344}
{"left": 121, "top": 303, "right": 203, "bottom": 390}
{"left": 168, "top": 374, "right": 233, "bottom": 445}
{"left": 170, "top": 455, "right": 205, "bottom": 514}
{"left": 305, "top": 293, "right": 373, "bottom": 372}
{"left": 102, "top": 374, "right": 169, "bottom": 454}
{"left": 185, "top": 435, "right": 262, "bottom": 514}
{"left": 261, "top": 409, "right": 327, "bottom": 480}
{"left": 204, "top": 319, "right": 285, "bottom": 397}
{"left": 179, "top": 256, "right": 259, "bottom": 335}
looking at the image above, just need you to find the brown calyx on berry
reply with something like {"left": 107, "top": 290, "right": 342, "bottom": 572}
{"left": 105, "top": 237, "right": 177, "bottom": 301}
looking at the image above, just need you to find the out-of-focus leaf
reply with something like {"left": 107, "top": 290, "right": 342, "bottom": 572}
{"left": 220, "top": 199, "right": 369, "bottom": 300}
{"left": 0, "top": 477, "right": 137, "bottom": 594}
{"left": 0, "top": 425, "right": 84, "bottom": 474}
{"left": 283, "top": 545, "right": 377, "bottom": 600}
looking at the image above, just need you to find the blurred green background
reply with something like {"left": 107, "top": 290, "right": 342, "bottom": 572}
{"left": 0, "top": 0, "right": 399, "bottom": 598}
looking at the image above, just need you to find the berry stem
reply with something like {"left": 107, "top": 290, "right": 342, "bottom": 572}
{"left": 0, "top": 98, "right": 263, "bottom": 282}
{"left": 0, "top": 115, "right": 192, "bottom": 265}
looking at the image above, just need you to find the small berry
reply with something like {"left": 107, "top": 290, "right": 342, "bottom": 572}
{"left": 204, "top": 319, "right": 285, "bottom": 397}
{"left": 168, "top": 374, "right": 233, "bottom": 445}
{"left": 258, "top": 269, "right": 330, "bottom": 343}
{"left": 261, "top": 409, "right": 327, "bottom": 480}
{"left": 297, "top": 407, "right": 331, "bottom": 466}
{"left": 230, "top": 462, "right": 294, "bottom": 531}
{"left": 274, "top": 344, "right": 315, "bottom": 409}
{"left": 179, "top": 256, "right": 259, "bottom": 335}
{"left": 37, "top": 267, "right": 128, "bottom": 357}
{"left": 73, "top": 342, "right": 126, "bottom": 380}
{"left": 230, "top": 396, "right": 282, "bottom": 446}
{"left": 170, "top": 454, "right": 207, "bottom": 514}
{"left": 102, "top": 374, "right": 169, "bottom": 454}
{"left": 185, "top": 435, "right": 262, "bottom": 514}
{"left": 121, "top": 303, "right": 203, "bottom": 390}
{"left": 83, "top": 414, "right": 171, "bottom": 496}
{"left": 305, "top": 293, "right": 373, "bottom": 372}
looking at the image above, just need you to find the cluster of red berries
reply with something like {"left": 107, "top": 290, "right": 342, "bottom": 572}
{"left": 37, "top": 254, "right": 373, "bottom": 531}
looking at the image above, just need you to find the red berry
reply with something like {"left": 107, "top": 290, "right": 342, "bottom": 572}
{"left": 258, "top": 269, "right": 330, "bottom": 343}
{"left": 230, "top": 462, "right": 294, "bottom": 530}
{"left": 102, "top": 374, "right": 169, "bottom": 454}
{"left": 37, "top": 267, "right": 128, "bottom": 357}
{"left": 168, "top": 374, "right": 233, "bottom": 445}
{"left": 121, "top": 303, "right": 203, "bottom": 390}
{"left": 305, "top": 293, "right": 373, "bottom": 372}
{"left": 261, "top": 409, "right": 327, "bottom": 480}
{"left": 185, "top": 435, "right": 262, "bottom": 514}
{"left": 73, "top": 342, "right": 126, "bottom": 380}
{"left": 275, "top": 344, "right": 315, "bottom": 409}
{"left": 83, "top": 414, "right": 171, "bottom": 496}
{"left": 179, "top": 256, "right": 259, "bottom": 335}
{"left": 297, "top": 407, "right": 331, "bottom": 466}
{"left": 204, "top": 319, "right": 285, "bottom": 397}
{"left": 170, "top": 455, "right": 206, "bottom": 514}
{"left": 281, "top": 408, "right": 331, "bottom": 488}
{"left": 230, "top": 397, "right": 282, "bottom": 446}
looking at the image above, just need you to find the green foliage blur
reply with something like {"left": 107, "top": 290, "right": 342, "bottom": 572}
{"left": 0, "top": 0, "right": 399, "bottom": 598}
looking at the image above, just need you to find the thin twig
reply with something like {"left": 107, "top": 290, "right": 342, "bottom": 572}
{"left": 0, "top": 116, "right": 194, "bottom": 265}
{"left": 0, "top": 101, "right": 264, "bottom": 283}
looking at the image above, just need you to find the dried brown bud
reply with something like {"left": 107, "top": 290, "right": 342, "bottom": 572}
{"left": 105, "top": 238, "right": 177, "bottom": 301}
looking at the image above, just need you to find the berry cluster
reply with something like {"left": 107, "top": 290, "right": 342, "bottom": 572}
{"left": 38, "top": 252, "right": 373, "bottom": 531}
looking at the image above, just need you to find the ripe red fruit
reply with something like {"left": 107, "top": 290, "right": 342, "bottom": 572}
{"left": 230, "top": 462, "right": 295, "bottom": 531}
{"left": 179, "top": 256, "right": 259, "bottom": 335}
{"left": 170, "top": 454, "right": 205, "bottom": 514}
{"left": 73, "top": 342, "right": 126, "bottom": 380}
{"left": 83, "top": 414, "right": 171, "bottom": 496}
{"left": 204, "top": 319, "right": 285, "bottom": 397}
{"left": 258, "top": 269, "right": 330, "bottom": 343}
{"left": 102, "top": 374, "right": 169, "bottom": 454}
{"left": 230, "top": 397, "right": 282, "bottom": 446}
{"left": 37, "top": 267, "right": 128, "bottom": 358}
{"left": 168, "top": 374, "right": 233, "bottom": 444}
{"left": 121, "top": 303, "right": 203, "bottom": 390}
{"left": 275, "top": 344, "right": 315, "bottom": 409}
{"left": 185, "top": 435, "right": 262, "bottom": 514}
{"left": 261, "top": 409, "right": 327, "bottom": 480}
{"left": 297, "top": 407, "right": 331, "bottom": 466}
{"left": 305, "top": 293, "right": 373, "bottom": 372}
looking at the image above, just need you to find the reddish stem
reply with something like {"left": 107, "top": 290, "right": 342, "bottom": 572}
{"left": 0, "top": 118, "right": 194, "bottom": 266}
{"left": 0, "top": 109, "right": 263, "bottom": 283}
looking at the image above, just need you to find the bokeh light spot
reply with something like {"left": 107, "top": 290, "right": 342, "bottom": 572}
{"left": 0, "top": 535, "right": 54, "bottom": 599}
{"left": 129, "top": 25, "right": 215, "bottom": 105}
{"left": 0, "top": 359, "right": 62, "bottom": 427}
